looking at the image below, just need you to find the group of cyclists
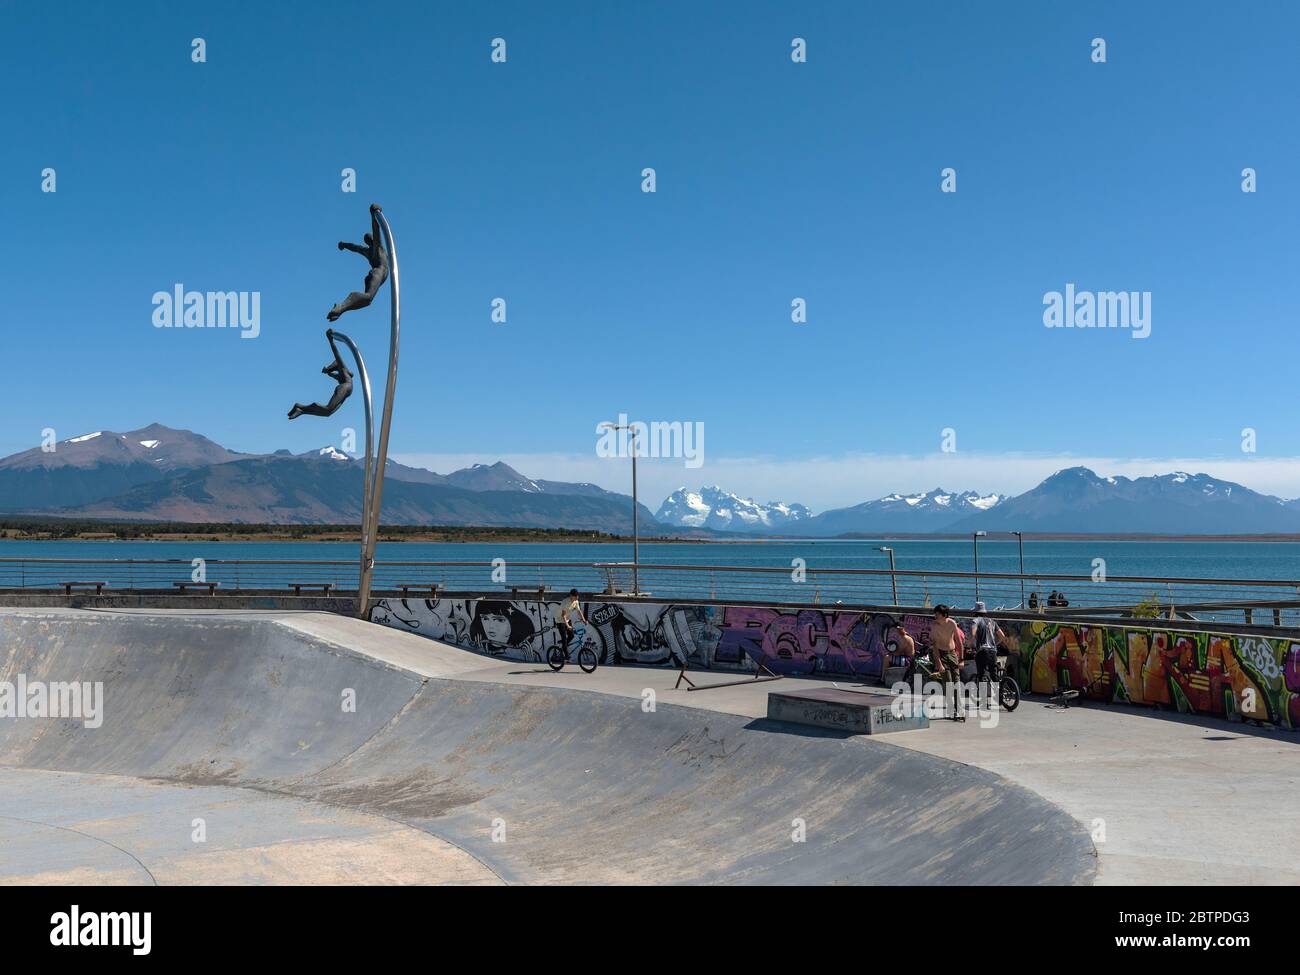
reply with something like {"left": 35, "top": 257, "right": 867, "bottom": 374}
{"left": 550, "top": 590, "right": 1019, "bottom": 716}
{"left": 884, "top": 601, "right": 1013, "bottom": 719}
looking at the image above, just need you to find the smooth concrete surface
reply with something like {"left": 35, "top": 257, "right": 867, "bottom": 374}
{"left": 444, "top": 641, "right": 1300, "bottom": 886}
{"left": 0, "top": 608, "right": 1095, "bottom": 885}
{"left": 0, "top": 767, "right": 500, "bottom": 885}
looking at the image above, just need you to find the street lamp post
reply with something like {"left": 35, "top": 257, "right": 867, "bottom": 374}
{"left": 1011, "top": 530, "right": 1025, "bottom": 608}
{"left": 599, "top": 421, "right": 640, "bottom": 595}
{"left": 878, "top": 546, "right": 898, "bottom": 605}
{"left": 972, "top": 531, "right": 987, "bottom": 603}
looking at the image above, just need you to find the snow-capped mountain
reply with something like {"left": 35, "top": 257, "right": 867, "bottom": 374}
{"left": 443, "top": 461, "right": 626, "bottom": 499}
{"left": 872, "top": 488, "right": 1001, "bottom": 513}
{"left": 655, "top": 486, "right": 813, "bottom": 532}
{"left": 0, "top": 425, "right": 658, "bottom": 530}
{"left": 0, "top": 423, "right": 246, "bottom": 509}
{"left": 446, "top": 461, "right": 542, "bottom": 493}
{"left": 946, "top": 467, "right": 1300, "bottom": 533}
{"left": 802, "top": 488, "right": 1004, "bottom": 535}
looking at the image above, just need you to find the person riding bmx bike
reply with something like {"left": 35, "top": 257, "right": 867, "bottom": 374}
{"left": 557, "top": 588, "right": 587, "bottom": 659}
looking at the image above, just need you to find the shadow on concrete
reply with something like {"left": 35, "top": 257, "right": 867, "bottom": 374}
{"left": 1019, "top": 692, "right": 1298, "bottom": 742}
{"left": 739, "top": 717, "right": 858, "bottom": 740}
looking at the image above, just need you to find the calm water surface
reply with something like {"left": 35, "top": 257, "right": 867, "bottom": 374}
{"left": 4, "top": 539, "right": 1300, "bottom": 581}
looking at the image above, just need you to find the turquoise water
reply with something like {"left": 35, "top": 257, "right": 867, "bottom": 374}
{"left": 3, "top": 538, "right": 1300, "bottom": 581}
{"left": 6, "top": 538, "right": 1299, "bottom": 622}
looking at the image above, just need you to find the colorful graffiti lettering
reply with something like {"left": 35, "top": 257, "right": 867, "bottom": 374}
{"left": 1285, "top": 643, "right": 1300, "bottom": 726}
{"left": 716, "top": 607, "right": 893, "bottom": 677}
{"left": 1007, "top": 621, "right": 1290, "bottom": 726}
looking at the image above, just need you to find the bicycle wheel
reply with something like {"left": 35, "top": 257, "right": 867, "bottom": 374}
{"left": 578, "top": 647, "right": 598, "bottom": 674}
{"left": 547, "top": 646, "right": 566, "bottom": 671}
{"left": 999, "top": 676, "right": 1020, "bottom": 712}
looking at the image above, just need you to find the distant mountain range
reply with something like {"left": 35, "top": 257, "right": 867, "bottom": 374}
{"left": 942, "top": 467, "right": 1300, "bottom": 534}
{"left": 4, "top": 425, "right": 1300, "bottom": 534}
{"left": 657, "top": 471, "right": 1300, "bottom": 535}
{"left": 0, "top": 425, "right": 656, "bottom": 532}
{"left": 655, "top": 484, "right": 1005, "bottom": 535}
{"left": 655, "top": 486, "right": 812, "bottom": 532}
{"left": 0, "top": 423, "right": 246, "bottom": 510}
{"left": 801, "top": 488, "right": 1003, "bottom": 536}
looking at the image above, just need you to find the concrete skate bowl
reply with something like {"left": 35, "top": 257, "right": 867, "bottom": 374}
{"left": 0, "top": 610, "right": 1096, "bottom": 885}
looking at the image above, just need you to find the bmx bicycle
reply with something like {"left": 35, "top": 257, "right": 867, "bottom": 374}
{"left": 903, "top": 648, "right": 1020, "bottom": 713}
{"left": 978, "top": 652, "right": 1021, "bottom": 712}
{"left": 546, "top": 621, "right": 598, "bottom": 674}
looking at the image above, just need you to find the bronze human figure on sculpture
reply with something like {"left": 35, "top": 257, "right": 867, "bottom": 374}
{"left": 327, "top": 204, "right": 389, "bottom": 322}
{"left": 288, "top": 329, "right": 354, "bottom": 419}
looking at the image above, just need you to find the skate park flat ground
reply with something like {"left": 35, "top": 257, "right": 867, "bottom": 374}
{"left": 1, "top": 608, "right": 1293, "bottom": 885}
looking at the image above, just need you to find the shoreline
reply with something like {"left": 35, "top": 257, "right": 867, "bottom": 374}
{"left": 6, "top": 526, "right": 1300, "bottom": 544}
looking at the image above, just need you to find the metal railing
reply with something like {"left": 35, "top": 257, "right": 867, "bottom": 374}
{"left": 3, "top": 557, "right": 1300, "bottom": 627}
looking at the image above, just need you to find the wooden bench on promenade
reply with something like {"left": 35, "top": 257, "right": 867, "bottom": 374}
{"left": 173, "top": 581, "right": 220, "bottom": 595}
{"left": 61, "top": 581, "right": 108, "bottom": 596}
{"left": 288, "top": 582, "right": 334, "bottom": 596}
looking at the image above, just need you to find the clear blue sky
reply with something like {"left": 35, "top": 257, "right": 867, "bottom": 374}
{"left": 3, "top": 1, "right": 1298, "bottom": 506}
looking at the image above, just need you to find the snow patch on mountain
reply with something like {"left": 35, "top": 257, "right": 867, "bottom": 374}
{"left": 861, "top": 488, "right": 1002, "bottom": 514}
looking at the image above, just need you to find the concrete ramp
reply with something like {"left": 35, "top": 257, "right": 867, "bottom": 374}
{"left": 0, "top": 610, "right": 1096, "bottom": 884}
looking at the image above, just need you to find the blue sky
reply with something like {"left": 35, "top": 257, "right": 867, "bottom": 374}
{"left": 3, "top": 1, "right": 1298, "bottom": 509}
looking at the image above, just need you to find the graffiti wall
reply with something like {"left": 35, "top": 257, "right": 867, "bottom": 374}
{"left": 1000, "top": 619, "right": 1300, "bottom": 727}
{"left": 371, "top": 597, "right": 723, "bottom": 668}
{"left": 370, "top": 597, "right": 1299, "bottom": 727}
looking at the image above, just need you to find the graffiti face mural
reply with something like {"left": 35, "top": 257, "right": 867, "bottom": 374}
{"left": 370, "top": 597, "right": 1298, "bottom": 728}
{"left": 468, "top": 600, "right": 537, "bottom": 656}
{"left": 374, "top": 597, "right": 549, "bottom": 660}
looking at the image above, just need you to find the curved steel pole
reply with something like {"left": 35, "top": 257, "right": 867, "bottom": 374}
{"left": 356, "top": 209, "right": 401, "bottom": 617}
{"left": 329, "top": 331, "right": 374, "bottom": 583}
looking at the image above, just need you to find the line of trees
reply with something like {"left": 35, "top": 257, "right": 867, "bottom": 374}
{"left": 0, "top": 518, "right": 627, "bottom": 542}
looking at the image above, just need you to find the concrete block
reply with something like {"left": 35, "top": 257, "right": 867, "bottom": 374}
{"left": 767, "top": 687, "right": 929, "bottom": 735}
